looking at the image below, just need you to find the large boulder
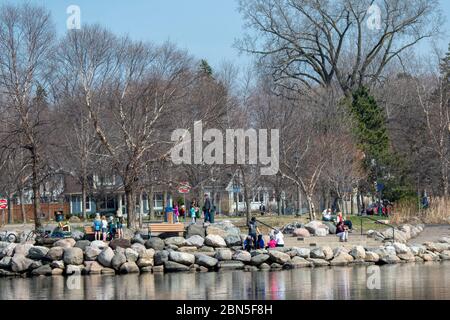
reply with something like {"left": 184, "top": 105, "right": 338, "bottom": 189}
{"left": 84, "top": 261, "right": 103, "bottom": 274}
{"left": 397, "top": 252, "right": 415, "bottom": 262}
{"left": 380, "top": 255, "right": 401, "bottom": 264}
{"left": 185, "top": 235, "right": 205, "bottom": 248}
{"left": 439, "top": 250, "right": 450, "bottom": 260}
{"left": 186, "top": 224, "right": 206, "bottom": 238}
{"left": 204, "top": 235, "right": 226, "bottom": 248}
{"left": 268, "top": 250, "right": 291, "bottom": 264}
{"left": 393, "top": 242, "right": 410, "bottom": 254}
{"left": 305, "top": 221, "right": 328, "bottom": 236}
{"left": 195, "top": 254, "right": 218, "bottom": 268}
{"left": 125, "top": 248, "right": 139, "bottom": 263}
{"left": 293, "top": 228, "right": 311, "bottom": 238}
{"left": 250, "top": 254, "right": 270, "bottom": 266}
{"left": 310, "top": 247, "right": 325, "bottom": 259}
{"left": 0, "top": 256, "right": 12, "bottom": 269}
{"left": 137, "top": 257, "right": 154, "bottom": 268}
{"left": 90, "top": 240, "right": 108, "bottom": 251}
{"left": 350, "top": 246, "right": 366, "bottom": 260}
{"left": 97, "top": 247, "right": 115, "bottom": 267}
{"left": 131, "top": 233, "right": 146, "bottom": 245}
{"left": 165, "top": 237, "right": 186, "bottom": 247}
{"left": 330, "top": 253, "right": 354, "bottom": 266}
{"left": 120, "top": 261, "right": 140, "bottom": 274}
{"left": 224, "top": 235, "right": 242, "bottom": 247}
{"left": 206, "top": 221, "right": 241, "bottom": 238}
{"left": 53, "top": 238, "right": 76, "bottom": 248}
{"left": 294, "top": 248, "right": 310, "bottom": 259}
{"left": 286, "top": 256, "right": 312, "bottom": 268}
{"left": 322, "top": 246, "right": 334, "bottom": 260}
{"left": 46, "top": 247, "right": 64, "bottom": 261}
{"left": 63, "top": 247, "right": 84, "bottom": 265}
{"left": 424, "top": 242, "right": 449, "bottom": 253}
{"left": 315, "top": 228, "right": 328, "bottom": 237}
{"left": 111, "top": 252, "right": 127, "bottom": 270}
{"left": 29, "top": 260, "right": 43, "bottom": 270}
{"left": 71, "top": 230, "right": 84, "bottom": 241}
{"left": 323, "top": 222, "right": 337, "bottom": 234}
{"left": 27, "top": 246, "right": 49, "bottom": 260}
{"left": 169, "top": 251, "right": 195, "bottom": 266}
{"left": 130, "top": 243, "right": 147, "bottom": 257}
{"left": 154, "top": 250, "right": 170, "bottom": 266}
{"left": 65, "top": 265, "right": 82, "bottom": 275}
{"left": 217, "top": 260, "right": 245, "bottom": 270}
{"left": 84, "top": 246, "right": 102, "bottom": 261}
{"left": 11, "top": 255, "right": 34, "bottom": 272}
{"left": 214, "top": 249, "right": 233, "bottom": 261}
{"left": 145, "top": 238, "right": 165, "bottom": 250}
{"left": 164, "top": 261, "right": 190, "bottom": 272}
{"left": 31, "top": 264, "right": 52, "bottom": 276}
{"left": 109, "top": 239, "right": 131, "bottom": 250}
{"left": 308, "top": 258, "right": 330, "bottom": 267}
{"left": 365, "top": 251, "right": 380, "bottom": 263}
{"left": 232, "top": 250, "right": 252, "bottom": 262}
{"left": 51, "top": 260, "right": 65, "bottom": 269}
{"left": 74, "top": 240, "right": 91, "bottom": 251}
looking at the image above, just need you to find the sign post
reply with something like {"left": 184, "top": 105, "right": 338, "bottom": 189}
{"left": 177, "top": 182, "right": 191, "bottom": 223}
{"left": 0, "top": 199, "right": 7, "bottom": 225}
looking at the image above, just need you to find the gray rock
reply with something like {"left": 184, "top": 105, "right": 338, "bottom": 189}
{"left": 295, "top": 248, "right": 310, "bottom": 259}
{"left": 250, "top": 254, "right": 270, "bottom": 266}
{"left": 137, "top": 257, "right": 154, "bottom": 268}
{"left": 154, "top": 250, "right": 170, "bottom": 266}
{"left": 270, "top": 263, "right": 283, "bottom": 270}
{"left": 198, "top": 246, "right": 215, "bottom": 252}
{"left": 140, "top": 266, "right": 153, "bottom": 273}
{"left": 217, "top": 260, "right": 245, "bottom": 270}
{"left": 84, "top": 261, "right": 103, "bottom": 274}
{"left": 286, "top": 256, "right": 312, "bottom": 268}
{"left": 178, "top": 246, "right": 198, "bottom": 253}
{"left": 169, "top": 251, "right": 195, "bottom": 265}
{"left": 206, "top": 221, "right": 241, "bottom": 238}
{"left": 308, "top": 258, "right": 330, "bottom": 267}
{"left": 97, "top": 247, "right": 115, "bottom": 267}
{"left": 84, "top": 246, "right": 102, "bottom": 261}
{"left": 310, "top": 247, "right": 325, "bottom": 259}
{"left": 51, "top": 268, "right": 64, "bottom": 276}
{"left": 90, "top": 240, "right": 108, "bottom": 251}
{"left": 380, "top": 255, "right": 401, "bottom": 264}
{"left": 46, "top": 247, "right": 64, "bottom": 261}
{"left": 109, "top": 239, "right": 131, "bottom": 250}
{"left": 186, "top": 224, "right": 206, "bottom": 238}
{"left": 111, "top": 252, "right": 127, "bottom": 270}
{"left": 13, "top": 244, "right": 33, "bottom": 256}
{"left": 322, "top": 246, "right": 334, "bottom": 260}
{"left": 53, "top": 238, "right": 76, "bottom": 248}
{"left": 29, "top": 260, "right": 43, "bottom": 270}
{"left": 130, "top": 243, "right": 147, "bottom": 257}
{"left": 71, "top": 230, "right": 84, "bottom": 241}
{"left": 152, "top": 265, "right": 164, "bottom": 273}
{"left": 195, "top": 254, "right": 218, "bottom": 268}
{"left": 323, "top": 222, "right": 337, "bottom": 234}
{"left": 224, "top": 235, "right": 242, "bottom": 247}
{"left": 244, "top": 265, "right": 259, "bottom": 272}
{"left": 11, "top": 255, "right": 34, "bottom": 272}
{"left": 145, "top": 238, "right": 165, "bottom": 250}
{"left": 268, "top": 250, "right": 291, "bottom": 264}
{"left": 28, "top": 246, "right": 49, "bottom": 260}
{"left": 185, "top": 235, "right": 205, "bottom": 248}
{"left": 31, "top": 265, "right": 52, "bottom": 276}
{"left": 330, "top": 253, "right": 354, "bottom": 266}
{"left": 397, "top": 252, "right": 415, "bottom": 262}
{"left": 315, "top": 228, "right": 328, "bottom": 237}
{"left": 101, "top": 268, "right": 116, "bottom": 275}
{"left": 164, "top": 261, "right": 190, "bottom": 272}
{"left": 63, "top": 247, "right": 84, "bottom": 265}
{"left": 74, "top": 240, "right": 91, "bottom": 251}
{"left": 365, "top": 251, "right": 380, "bottom": 263}
{"left": 125, "top": 248, "right": 139, "bottom": 263}
{"left": 120, "top": 261, "right": 140, "bottom": 274}
{"left": 350, "top": 246, "right": 366, "bottom": 260}
{"left": 393, "top": 242, "right": 410, "bottom": 254}
{"left": 232, "top": 250, "right": 252, "bottom": 262}
{"left": 204, "top": 235, "right": 227, "bottom": 248}
{"left": 259, "top": 263, "right": 271, "bottom": 270}
{"left": 165, "top": 237, "right": 187, "bottom": 247}
{"left": 131, "top": 233, "right": 146, "bottom": 245}
{"left": 214, "top": 249, "right": 233, "bottom": 261}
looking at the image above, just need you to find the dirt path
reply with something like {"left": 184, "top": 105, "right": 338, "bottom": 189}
{"left": 408, "top": 225, "right": 450, "bottom": 244}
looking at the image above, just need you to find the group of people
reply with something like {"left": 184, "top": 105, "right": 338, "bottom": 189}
{"left": 243, "top": 217, "right": 284, "bottom": 251}
{"left": 322, "top": 208, "right": 352, "bottom": 242}
{"left": 92, "top": 211, "right": 124, "bottom": 241}
{"left": 189, "top": 194, "right": 215, "bottom": 224}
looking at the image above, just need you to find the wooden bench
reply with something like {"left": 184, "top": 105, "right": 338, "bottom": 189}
{"left": 148, "top": 223, "right": 185, "bottom": 237}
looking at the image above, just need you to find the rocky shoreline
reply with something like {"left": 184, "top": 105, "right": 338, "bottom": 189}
{"left": 1, "top": 222, "right": 450, "bottom": 278}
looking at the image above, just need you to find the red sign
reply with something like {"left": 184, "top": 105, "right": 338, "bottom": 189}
{"left": 0, "top": 199, "right": 8, "bottom": 210}
{"left": 178, "top": 182, "right": 191, "bottom": 194}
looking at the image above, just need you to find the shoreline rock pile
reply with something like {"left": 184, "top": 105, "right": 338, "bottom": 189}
{"left": 0, "top": 222, "right": 447, "bottom": 278}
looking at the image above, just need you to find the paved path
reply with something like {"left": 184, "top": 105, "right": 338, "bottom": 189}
{"left": 408, "top": 225, "right": 450, "bottom": 244}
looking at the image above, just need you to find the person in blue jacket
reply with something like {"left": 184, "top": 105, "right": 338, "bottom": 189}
{"left": 93, "top": 214, "right": 102, "bottom": 241}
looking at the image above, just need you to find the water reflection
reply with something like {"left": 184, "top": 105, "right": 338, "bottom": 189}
{"left": 1, "top": 262, "right": 449, "bottom": 300}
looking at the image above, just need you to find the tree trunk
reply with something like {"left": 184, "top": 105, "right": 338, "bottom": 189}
{"left": 125, "top": 185, "right": 136, "bottom": 229}
{"left": 81, "top": 176, "right": 87, "bottom": 220}
{"left": 297, "top": 185, "right": 302, "bottom": 214}
{"left": 307, "top": 194, "right": 316, "bottom": 220}
{"left": 149, "top": 186, "right": 155, "bottom": 220}
{"left": 19, "top": 189, "right": 26, "bottom": 224}
{"left": 32, "top": 153, "right": 42, "bottom": 228}
{"left": 440, "top": 154, "right": 449, "bottom": 197}
{"left": 7, "top": 196, "right": 13, "bottom": 224}
{"left": 139, "top": 192, "right": 143, "bottom": 228}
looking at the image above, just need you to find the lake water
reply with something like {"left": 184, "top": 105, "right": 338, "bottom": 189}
{"left": 1, "top": 262, "right": 449, "bottom": 300}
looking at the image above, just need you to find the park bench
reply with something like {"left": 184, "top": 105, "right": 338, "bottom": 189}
{"left": 148, "top": 223, "right": 185, "bottom": 237}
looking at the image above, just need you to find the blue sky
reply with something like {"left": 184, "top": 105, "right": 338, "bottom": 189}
{"left": 1, "top": 0, "right": 449, "bottom": 71}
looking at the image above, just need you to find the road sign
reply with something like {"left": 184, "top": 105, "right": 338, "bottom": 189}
{"left": 178, "top": 182, "right": 191, "bottom": 194}
{"left": 0, "top": 199, "right": 7, "bottom": 210}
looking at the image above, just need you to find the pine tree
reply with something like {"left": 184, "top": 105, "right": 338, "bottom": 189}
{"left": 199, "top": 59, "right": 213, "bottom": 77}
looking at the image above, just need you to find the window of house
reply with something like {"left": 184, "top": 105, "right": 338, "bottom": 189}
{"left": 98, "top": 196, "right": 116, "bottom": 210}
{"left": 85, "top": 196, "right": 91, "bottom": 211}
{"left": 154, "top": 193, "right": 163, "bottom": 208}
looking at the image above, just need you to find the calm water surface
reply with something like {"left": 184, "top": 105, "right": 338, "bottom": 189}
{"left": 1, "top": 262, "right": 449, "bottom": 300}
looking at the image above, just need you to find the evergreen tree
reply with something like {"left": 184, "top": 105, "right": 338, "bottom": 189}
{"left": 199, "top": 59, "right": 213, "bottom": 77}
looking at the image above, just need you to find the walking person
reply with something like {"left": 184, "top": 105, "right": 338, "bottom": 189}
{"left": 101, "top": 216, "right": 108, "bottom": 242}
{"left": 203, "top": 194, "right": 211, "bottom": 223}
{"left": 116, "top": 212, "right": 124, "bottom": 239}
{"left": 190, "top": 200, "right": 197, "bottom": 224}
{"left": 173, "top": 202, "right": 180, "bottom": 223}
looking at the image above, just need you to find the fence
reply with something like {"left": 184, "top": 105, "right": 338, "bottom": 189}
{"left": 1, "top": 203, "right": 70, "bottom": 224}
